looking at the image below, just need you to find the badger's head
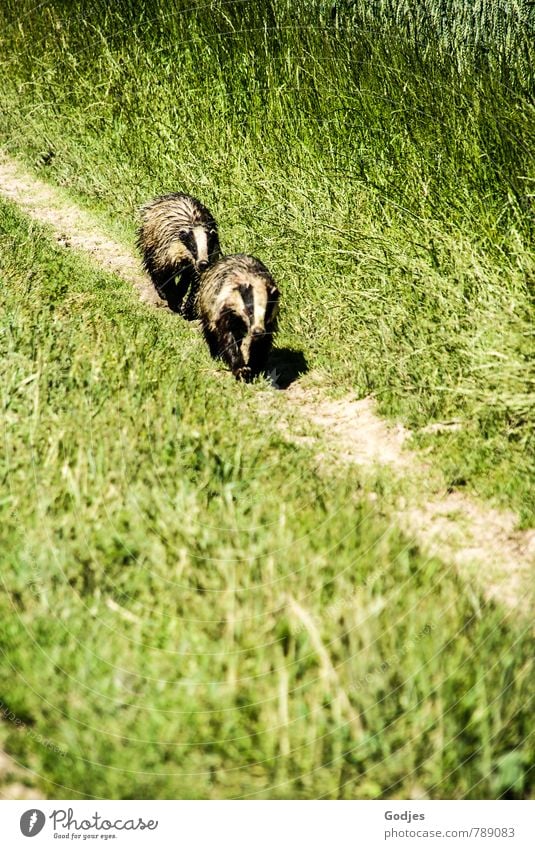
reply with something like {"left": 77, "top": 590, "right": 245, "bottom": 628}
{"left": 230, "top": 276, "right": 279, "bottom": 381}
{"left": 177, "top": 222, "right": 220, "bottom": 274}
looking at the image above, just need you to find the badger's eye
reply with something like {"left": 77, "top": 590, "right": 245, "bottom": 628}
{"left": 178, "top": 229, "right": 189, "bottom": 240}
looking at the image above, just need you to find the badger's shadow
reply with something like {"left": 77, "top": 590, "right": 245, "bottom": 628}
{"left": 265, "top": 347, "right": 308, "bottom": 389}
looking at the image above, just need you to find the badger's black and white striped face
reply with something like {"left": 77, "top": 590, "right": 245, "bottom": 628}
{"left": 229, "top": 281, "right": 279, "bottom": 350}
{"left": 178, "top": 224, "right": 219, "bottom": 273}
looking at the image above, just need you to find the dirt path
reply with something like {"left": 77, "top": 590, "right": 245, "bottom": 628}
{"left": 0, "top": 155, "right": 162, "bottom": 307}
{"left": 1, "top": 153, "right": 533, "bottom": 616}
{"left": 281, "top": 386, "right": 534, "bottom": 614}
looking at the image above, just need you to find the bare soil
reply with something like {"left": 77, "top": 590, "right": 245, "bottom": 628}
{"left": 281, "top": 384, "right": 534, "bottom": 615}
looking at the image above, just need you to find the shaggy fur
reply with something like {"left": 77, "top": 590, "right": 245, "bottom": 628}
{"left": 137, "top": 192, "right": 221, "bottom": 318}
{"left": 196, "top": 254, "right": 280, "bottom": 381}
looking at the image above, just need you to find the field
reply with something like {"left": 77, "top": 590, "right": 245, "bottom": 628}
{"left": 0, "top": 0, "right": 533, "bottom": 800}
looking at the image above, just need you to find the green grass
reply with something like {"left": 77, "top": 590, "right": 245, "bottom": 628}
{"left": 0, "top": 199, "right": 533, "bottom": 799}
{"left": 0, "top": 1, "right": 534, "bottom": 800}
{"left": 0, "top": 0, "right": 533, "bottom": 522}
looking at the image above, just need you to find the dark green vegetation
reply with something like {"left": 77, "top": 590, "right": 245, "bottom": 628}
{"left": 0, "top": 1, "right": 533, "bottom": 799}
{"left": 0, "top": 200, "right": 533, "bottom": 799}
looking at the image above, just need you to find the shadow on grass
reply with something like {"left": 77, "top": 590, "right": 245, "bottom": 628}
{"left": 267, "top": 347, "right": 308, "bottom": 389}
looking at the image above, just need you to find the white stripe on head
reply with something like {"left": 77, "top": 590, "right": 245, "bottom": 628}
{"left": 193, "top": 226, "right": 208, "bottom": 265}
{"left": 253, "top": 283, "right": 267, "bottom": 332}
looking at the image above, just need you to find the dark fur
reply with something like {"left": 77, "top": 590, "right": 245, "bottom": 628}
{"left": 137, "top": 192, "right": 221, "bottom": 318}
{"left": 196, "top": 254, "right": 280, "bottom": 381}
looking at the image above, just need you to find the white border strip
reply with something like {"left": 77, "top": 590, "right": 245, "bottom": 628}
{"left": 1, "top": 800, "right": 534, "bottom": 848}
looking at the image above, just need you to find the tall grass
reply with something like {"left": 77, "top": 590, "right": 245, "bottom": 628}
{"left": 0, "top": 2, "right": 533, "bottom": 517}
{"left": 325, "top": 0, "right": 535, "bottom": 87}
{"left": 0, "top": 2, "right": 534, "bottom": 800}
{"left": 0, "top": 198, "right": 533, "bottom": 799}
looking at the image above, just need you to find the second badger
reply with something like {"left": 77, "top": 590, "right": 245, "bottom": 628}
{"left": 196, "top": 254, "right": 280, "bottom": 382}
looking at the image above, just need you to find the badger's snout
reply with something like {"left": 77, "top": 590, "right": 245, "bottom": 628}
{"left": 251, "top": 326, "right": 264, "bottom": 337}
{"left": 197, "top": 259, "right": 210, "bottom": 273}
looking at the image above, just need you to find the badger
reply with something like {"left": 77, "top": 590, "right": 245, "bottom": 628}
{"left": 196, "top": 254, "right": 280, "bottom": 382}
{"left": 137, "top": 192, "right": 221, "bottom": 318}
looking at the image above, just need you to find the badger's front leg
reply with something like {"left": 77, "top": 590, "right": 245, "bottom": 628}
{"left": 152, "top": 268, "right": 187, "bottom": 313}
{"left": 216, "top": 317, "right": 250, "bottom": 381}
{"left": 248, "top": 333, "right": 273, "bottom": 377}
{"left": 180, "top": 273, "right": 200, "bottom": 321}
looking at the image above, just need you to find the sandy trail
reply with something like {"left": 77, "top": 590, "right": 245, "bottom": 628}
{"left": 1, "top": 153, "right": 533, "bottom": 616}
{"left": 283, "top": 385, "right": 534, "bottom": 614}
{"left": 0, "top": 155, "right": 161, "bottom": 306}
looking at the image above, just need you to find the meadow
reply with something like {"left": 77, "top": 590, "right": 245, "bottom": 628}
{"left": 0, "top": 0, "right": 533, "bottom": 799}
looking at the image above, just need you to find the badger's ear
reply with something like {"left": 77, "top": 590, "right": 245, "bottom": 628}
{"left": 178, "top": 228, "right": 189, "bottom": 239}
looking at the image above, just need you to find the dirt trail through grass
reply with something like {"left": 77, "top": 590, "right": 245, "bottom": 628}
{"left": 0, "top": 155, "right": 160, "bottom": 306}
{"left": 1, "top": 153, "right": 533, "bottom": 616}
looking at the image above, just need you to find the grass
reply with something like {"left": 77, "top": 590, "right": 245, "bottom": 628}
{"left": 0, "top": 0, "right": 533, "bottom": 800}
{"left": 0, "top": 198, "right": 533, "bottom": 800}
{"left": 0, "top": 0, "right": 533, "bottom": 522}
